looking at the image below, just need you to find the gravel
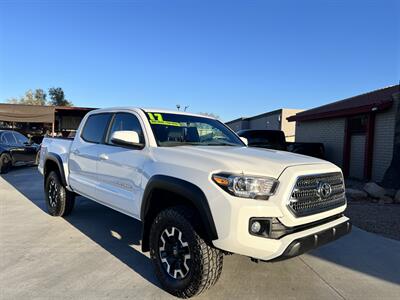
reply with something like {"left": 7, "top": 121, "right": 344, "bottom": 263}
{"left": 345, "top": 202, "right": 400, "bottom": 241}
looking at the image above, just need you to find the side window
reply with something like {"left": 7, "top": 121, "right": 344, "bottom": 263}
{"left": 81, "top": 113, "right": 112, "bottom": 143}
{"left": 0, "top": 134, "right": 7, "bottom": 144}
{"left": 13, "top": 132, "right": 29, "bottom": 145}
{"left": 4, "top": 132, "right": 16, "bottom": 145}
{"left": 107, "top": 113, "right": 145, "bottom": 145}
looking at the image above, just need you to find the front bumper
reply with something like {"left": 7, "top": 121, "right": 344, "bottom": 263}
{"left": 270, "top": 219, "right": 351, "bottom": 261}
{"left": 213, "top": 214, "right": 350, "bottom": 261}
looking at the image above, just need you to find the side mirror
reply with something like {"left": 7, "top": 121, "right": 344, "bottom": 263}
{"left": 111, "top": 130, "right": 143, "bottom": 148}
{"left": 240, "top": 137, "right": 248, "bottom": 146}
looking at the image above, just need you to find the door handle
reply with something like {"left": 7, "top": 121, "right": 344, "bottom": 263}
{"left": 72, "top": 149, "right": 80, "bottom": 155}
{"left": 99, "top": 153, "right": 109, "bottom": 160}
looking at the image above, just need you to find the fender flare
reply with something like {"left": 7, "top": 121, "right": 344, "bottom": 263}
{"left": 140, "top": 175, "right": 218, "bottom": 251}
{"left": 44, "top": 152, "right": 67, "bottom": 187}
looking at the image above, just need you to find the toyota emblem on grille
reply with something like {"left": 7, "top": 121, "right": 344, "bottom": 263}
{"left": 317, "top": 182, "right": 332, "bottom": 198}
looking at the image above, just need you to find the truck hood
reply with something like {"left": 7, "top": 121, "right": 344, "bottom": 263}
{"left": 152, "top": 146, "right": 329, "bottom": 178}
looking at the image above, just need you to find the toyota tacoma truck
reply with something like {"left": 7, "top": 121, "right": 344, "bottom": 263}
{"left": 38, "top": 107, "right": 351, "bottom": 298}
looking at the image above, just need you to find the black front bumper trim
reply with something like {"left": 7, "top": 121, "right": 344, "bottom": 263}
{"left": 270, "top": 220, "right": 351, "bottom": 262}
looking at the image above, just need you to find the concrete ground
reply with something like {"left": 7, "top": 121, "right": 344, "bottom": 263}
{"left": 1, "top": 167, "right": 399, "bottom": 300}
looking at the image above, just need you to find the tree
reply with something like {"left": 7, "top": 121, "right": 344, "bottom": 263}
{"left": 48, "top": 87, "right": 73, "bottom": 106}
{"left": 6, "top": 89, "right": 46, "bottom": 105}
{"left": 383, "top": 91, "right": 400, "bottom": 189}
{"left": 34, "top": 89, "right": 47, "bottom": 105}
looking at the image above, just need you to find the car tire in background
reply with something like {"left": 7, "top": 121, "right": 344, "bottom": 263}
{"left": 0, "top": 153, "right": 12, "bottom": 174}
{"left": 45, "top": 171, "right": 75, "bottom": 217}
{"left": 149, "top": 206, "right": 223, "bottom": 298}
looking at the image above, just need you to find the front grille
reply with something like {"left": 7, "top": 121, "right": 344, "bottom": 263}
{"left": 288, "top": 172, "right": 346, "bottom": 217}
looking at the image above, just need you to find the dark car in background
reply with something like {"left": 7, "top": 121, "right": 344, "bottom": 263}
{"left": 237, "top": 129, "right": 325, "bottom": 159}
{"left": 0, "top": 130, "right": 40, "bottom": 174}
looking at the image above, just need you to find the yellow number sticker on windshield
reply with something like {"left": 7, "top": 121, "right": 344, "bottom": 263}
{"left": 147, "top": 113, "right": 181, "bottom": 127}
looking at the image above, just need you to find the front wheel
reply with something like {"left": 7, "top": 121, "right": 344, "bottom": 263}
{"left": 149, "top": 206, "right": 223, "bottom": 298}
{"left": 45, "top": 171, "right": 75, "bottom": 216}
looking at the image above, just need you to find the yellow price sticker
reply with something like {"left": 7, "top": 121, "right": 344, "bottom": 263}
{"left": 147, "top": 112, "right": 181, "bottom": 127}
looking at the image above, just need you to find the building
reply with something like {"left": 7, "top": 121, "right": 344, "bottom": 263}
{"left": 288, "top": 85, "right": 400, "bottom": 182}
{"left": 0, "top": 103, "right": 95, "bottom": 141}
{"left": 226, "top": 108, "right": 303, "bottom": 141}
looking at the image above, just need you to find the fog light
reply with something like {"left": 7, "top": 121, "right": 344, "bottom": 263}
{"left": 251, "top": 221, "right": 262, "bottom": 233}
{"left": 249, "top": 218, "right": 272, "bottom": 237}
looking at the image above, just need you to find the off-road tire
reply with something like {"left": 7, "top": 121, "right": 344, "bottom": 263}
{"left": 149, "top": 206, "right": 223, "bottom": 298}
{"left": 45, "top": 171, "right": 75, "bottom": 216}
{"left": 0, "top": 153, "right": 12, "bottom": 174}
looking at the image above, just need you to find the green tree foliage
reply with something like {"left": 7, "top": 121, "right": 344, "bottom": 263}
{"left": 6, "top": 87, "right": 72, "bottom": 106}
{"left": 48, "top": 87, "right": 73, "bottom": 106}
{"left": 6, "top": 89, "right": 46, "bottom": 105}
{"left": 34, "top": 89, "right": 47, "bottom": 105}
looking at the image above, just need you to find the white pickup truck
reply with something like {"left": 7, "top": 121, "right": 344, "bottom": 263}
{"left": 39, "top": 107, "right": 351, "bottom": 298}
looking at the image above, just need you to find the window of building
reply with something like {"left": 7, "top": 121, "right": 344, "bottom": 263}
{"left": 348, "top": 115, "right": 368, "bottom": 134}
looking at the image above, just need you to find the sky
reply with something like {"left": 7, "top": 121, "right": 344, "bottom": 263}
{"left": 0, "top": 0, "right": 399, "bottom": 122}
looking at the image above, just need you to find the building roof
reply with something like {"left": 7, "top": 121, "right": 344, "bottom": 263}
{"left": 288, "top": 85, "right": 400, "bottom": 122}
{"left": 0, "top": 103, "right": 95, "bottom": 123}
{"left": 226, "top": 109, "right": 284, "bottom": 125}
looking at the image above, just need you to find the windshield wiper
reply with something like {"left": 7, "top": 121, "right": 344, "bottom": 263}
{"left": 202, "top": 142, "right": 239, "bottom": 146}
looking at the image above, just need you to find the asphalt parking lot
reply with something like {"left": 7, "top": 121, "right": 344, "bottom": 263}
{"left": 1, "top": 167, "right": 400, "bottom": 300}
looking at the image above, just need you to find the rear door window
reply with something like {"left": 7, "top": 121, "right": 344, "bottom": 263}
{"left": 81, "top": 113, "right": 112, "bottom": 143}
{"left": 3, "top": 132, "right": 17, "bottom": 145}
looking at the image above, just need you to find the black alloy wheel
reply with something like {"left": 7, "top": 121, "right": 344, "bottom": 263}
{"left": 159, "top": 226, "right": 191, "bottom": 279}
{"left": 45, "top": 171, "right": 75, "bottom": 217}
{"left": 149, "top": 206, "right": 223, "bottom": 298}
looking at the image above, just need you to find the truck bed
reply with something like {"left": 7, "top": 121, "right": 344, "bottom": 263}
{"left": 38, "top": 137, "right": 73, "bottom": 179}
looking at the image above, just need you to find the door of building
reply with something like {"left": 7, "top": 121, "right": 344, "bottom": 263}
{"left": 343, "top": 114, "right": 375, "bottom": 180}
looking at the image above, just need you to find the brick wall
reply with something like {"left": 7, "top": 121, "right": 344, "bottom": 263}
{"left": 226, "top": 119, "right": 249, "bottom": 131}
{"left": 372, "top": 96, "right": 399, "bottom": 182}
{"left": 248, "top": 112, "right": 281, "bottom": 130}
{"left": 295, "top": 118, "right": 346, "bottom": 168}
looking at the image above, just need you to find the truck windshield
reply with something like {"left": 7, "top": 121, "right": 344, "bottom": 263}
{"left": 145, "top": 112, "right": 244, "bottom": 147}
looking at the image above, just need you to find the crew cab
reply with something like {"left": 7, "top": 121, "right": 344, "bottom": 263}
{"left": 38, "top": 107, "right": 351, "bottom": 298}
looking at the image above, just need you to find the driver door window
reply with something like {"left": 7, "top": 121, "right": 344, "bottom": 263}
{"left": 106, "top": 113, "right": 145, "bottom": 145}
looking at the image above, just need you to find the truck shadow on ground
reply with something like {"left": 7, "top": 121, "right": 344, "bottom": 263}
{"left": 2, "top": 166, "right": 161, "bottom": 288}
{"left": 3, "top": 167, "right": 400, "bottom": 288}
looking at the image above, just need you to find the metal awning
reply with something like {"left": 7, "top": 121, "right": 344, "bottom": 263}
{"left": 0, "top": 103, "right": 55, "bottom": 123}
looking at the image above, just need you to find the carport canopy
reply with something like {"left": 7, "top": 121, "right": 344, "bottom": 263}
{"left": 0, "top": 103, "right": 55, "bottom": 123}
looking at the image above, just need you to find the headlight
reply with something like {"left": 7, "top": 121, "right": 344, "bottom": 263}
{"left": 212, "top": 173, "right": 278, "bottom": 200}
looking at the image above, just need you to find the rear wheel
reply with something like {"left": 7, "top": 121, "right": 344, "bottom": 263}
{"left": 45, "top": 171, "right": 75, "bottom": 216}
{"left": 149, "top": 206, "right": 223, "bottom": 298}
{"left": 0, "top": 153, "right": 12, "bottom": 174}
